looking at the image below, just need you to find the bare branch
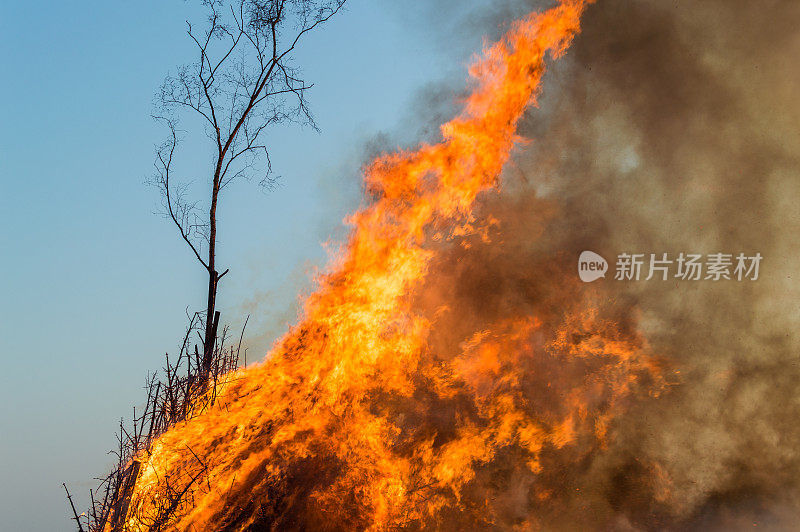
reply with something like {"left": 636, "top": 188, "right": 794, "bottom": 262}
{"left": 151, "top": 117, "right": 209, "bottom": 270}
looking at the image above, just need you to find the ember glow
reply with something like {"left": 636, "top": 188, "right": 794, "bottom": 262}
{"left": 121, "top": 1, "right": 663, "bottom": 529}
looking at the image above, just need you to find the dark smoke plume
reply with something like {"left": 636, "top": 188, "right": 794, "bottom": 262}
{"left": 404, "top": 0, "right": 800, "bottom": 529}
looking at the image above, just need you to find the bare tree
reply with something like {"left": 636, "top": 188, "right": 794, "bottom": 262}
{"left": 152, "top": 0, "right": 346, "bottom": 381}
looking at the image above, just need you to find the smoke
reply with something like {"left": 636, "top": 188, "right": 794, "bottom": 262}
{"left": 408, "top": 0, "right": 800, "bottom": 529}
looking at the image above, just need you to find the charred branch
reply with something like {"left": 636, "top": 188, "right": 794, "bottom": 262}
{"left": 63, "top": 483, "right": 86, "bottom": 532}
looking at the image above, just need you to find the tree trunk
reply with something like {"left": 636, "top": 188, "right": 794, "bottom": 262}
{"left": 202, "top": 169, "right": 222, "bottom": 379}
{"left": 202, "top": 271, "right": 218, "bottom": 377}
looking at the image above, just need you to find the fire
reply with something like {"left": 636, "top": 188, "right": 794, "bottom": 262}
{"left": 120, "top": 1, "right": 662, "bottom": 529}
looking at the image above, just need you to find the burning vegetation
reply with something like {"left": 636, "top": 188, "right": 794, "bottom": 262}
{"left": 82, "top": 1, "right": 660, "bottom": 529}
{"left": 71, "top": 0, "right": 800, "bottom": 529}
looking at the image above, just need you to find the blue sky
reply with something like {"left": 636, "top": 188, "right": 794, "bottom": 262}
{"left": 0, "top": 0, "right": 502, "bottom": 529}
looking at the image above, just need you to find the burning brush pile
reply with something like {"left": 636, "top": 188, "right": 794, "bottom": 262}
{"left": 87, "top": 1, "right": 674, "bottom": 529}
{"left": 91, "top": 1, "right": 674, "bottom": 530}
{"left": 83, "top": 1, "right": 671, "bottom": 529}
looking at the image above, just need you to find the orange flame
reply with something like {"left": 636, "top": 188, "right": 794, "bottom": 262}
{"left": 120, "top": 1, "right": 662, "bottom": 529}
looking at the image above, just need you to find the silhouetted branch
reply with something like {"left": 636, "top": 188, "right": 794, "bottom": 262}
{"left": 79, "top": 315, "right": 248, "bottom": 531}
{"left": 63, "top": 483, "right": 86, "bottom": 532}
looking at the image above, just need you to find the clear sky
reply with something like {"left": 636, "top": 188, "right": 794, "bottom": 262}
{"left": 0, "top": 0, "right": 503, "bottom": 529}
